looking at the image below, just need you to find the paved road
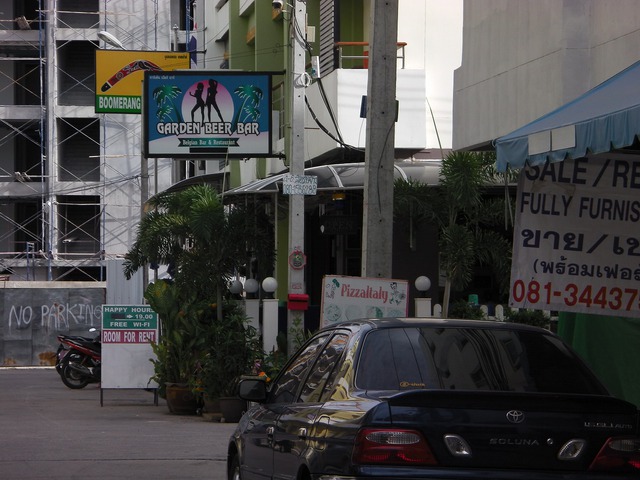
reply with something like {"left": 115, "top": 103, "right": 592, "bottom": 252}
{"left": 0, "top": 368, "right": 236, "bottom": 479}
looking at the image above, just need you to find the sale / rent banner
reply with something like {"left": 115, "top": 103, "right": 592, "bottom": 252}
{"left": 510, "top": 157, "right": 640, "bottom": 318}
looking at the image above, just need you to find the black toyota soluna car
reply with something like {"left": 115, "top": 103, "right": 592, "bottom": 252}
{"left": 227, "top": 318, "right": 640, "bottom": 480}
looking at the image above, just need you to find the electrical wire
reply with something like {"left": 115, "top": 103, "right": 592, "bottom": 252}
{"left": 304, "top": 96, "right": 363, "bottom": 153}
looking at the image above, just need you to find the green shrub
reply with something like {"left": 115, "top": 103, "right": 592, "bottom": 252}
{"left": 448, "top": 299, "right": 484, "bottom": 320}
{"left": 505, "top": 309, "right": 549, "bottom": 328}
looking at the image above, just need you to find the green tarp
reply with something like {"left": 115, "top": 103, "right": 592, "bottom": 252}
{"left": 557, "top": 313, "right": 640, "bottom": 407}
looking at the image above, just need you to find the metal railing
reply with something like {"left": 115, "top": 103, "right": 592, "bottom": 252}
{"left": 335, "top": 41, "right": 407, "bottom": 69}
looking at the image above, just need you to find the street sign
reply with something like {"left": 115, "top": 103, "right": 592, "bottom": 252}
{"left": 101, "top": 305, "right": 159, "bottom": 390}
{"left": 283, "top": 174, "right": 317, "bottom": 195}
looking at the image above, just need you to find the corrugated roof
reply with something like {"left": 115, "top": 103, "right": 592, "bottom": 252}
{"left": 223, "top": 161, "right": 442, "bottom": 195}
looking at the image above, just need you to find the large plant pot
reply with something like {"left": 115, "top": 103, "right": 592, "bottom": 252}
{"left": 203, "top": 396, "right": 220, "bottom": 414}
{"left": 219, "top": 396, "right": 247, "bottom": 423}
{"left": 165, "top": 383, "right": 200, "bottom": 415}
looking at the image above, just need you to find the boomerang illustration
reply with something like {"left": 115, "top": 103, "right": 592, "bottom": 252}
{"left": 100, "top": 60, "right": 162, "bottom": 92}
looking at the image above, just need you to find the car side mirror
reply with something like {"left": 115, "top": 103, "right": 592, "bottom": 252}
{"left": 238, "top": 378, "right": 267, "bottom": 402}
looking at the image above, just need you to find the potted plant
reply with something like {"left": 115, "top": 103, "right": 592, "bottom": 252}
{"left": 122, "top": 185, "right": 275, "bottom": 416}
{"left": 146, "top": 281, "right": 205, "bottom": 414}
{"left": 195, "top": 300, "right": 261, "bottom": 422}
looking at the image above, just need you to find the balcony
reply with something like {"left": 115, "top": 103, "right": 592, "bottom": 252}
{"left": 302, "top": 41, "right": 427, "bottom": 163}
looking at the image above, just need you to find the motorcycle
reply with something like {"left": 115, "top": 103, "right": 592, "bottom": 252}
{"left": 55, "top": 330, "right": 95, "bottom": 376}
{"left": 56, "top": 328, "right": 101, "bottom": 389}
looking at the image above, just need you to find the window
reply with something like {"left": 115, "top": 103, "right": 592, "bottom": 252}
{"left": 356, "top": 327, "right": 607, "bottom": 395}
{"left": 269, "top": 334, "right": 330, "bottom": 404}
{"left": 57, "top": 118, "right": 100, "bottom": 181}
{"left": 300, "top": 334, "right": 349, "bottom": 403}
{"left": 357, "top": 328, "right": 435, "bottom": 391}
{"left": 56, "top": 0, "right": 99, "bottom": 29}
{"left": 57, "top": 195, "right": 100, "bottom": 256}
{"left": 57, "top": 42, "right": 97, "bottom": 106}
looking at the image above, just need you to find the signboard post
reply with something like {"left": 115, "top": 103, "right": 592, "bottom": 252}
{"left": 101, "top": 305, "right": 159, "bottom": 405}
{"left": 320, "top": 275, "right": 409, "bottom": 326}
{"left": 510, "top": 157, "right": 640, "bottom": 318}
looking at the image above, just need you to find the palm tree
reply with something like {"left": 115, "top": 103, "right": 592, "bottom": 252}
{"left": 123, "top": 186, "right": 273, "bottom": 402}
{"left": 394, "top": 151, "right": 514, "bottom": 317}
{"left": 123, "top": 184, "right": 274, "bottom": 318}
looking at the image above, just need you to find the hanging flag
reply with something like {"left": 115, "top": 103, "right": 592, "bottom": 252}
{"left": 187, "top": 0, "right": 197, "bottom": 68}
{"left": 188, "top": 21, "right": 197, "bottom": 68}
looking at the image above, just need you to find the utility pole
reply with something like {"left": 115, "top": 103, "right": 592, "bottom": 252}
{"left": 287, "top": 0, "right": 307, "bottom": 354}
{"left": 362, "top": 0, "right": 399, "bottom": 278}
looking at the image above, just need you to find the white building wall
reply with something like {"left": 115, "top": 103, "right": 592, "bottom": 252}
{"left": 453, "top": 0, "right": 640, "bottom": 150}
{"left": 370, "top": 0, "right": 463, "bottom": 150}
{"left": 203, "top": 0, "right": 463, "bottom": 154}
{"left": 419, "top": 0, "right": 463, "bottom": 150}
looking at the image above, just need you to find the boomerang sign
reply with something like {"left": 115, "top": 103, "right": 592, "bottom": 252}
{"left": 101, "top": 60, "right": 162, "bottom": 92}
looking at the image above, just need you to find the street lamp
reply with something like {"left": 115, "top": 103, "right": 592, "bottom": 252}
{"left": 414, "top": 275, "right": 432, "bottom": 317}
{"left": 244, "top": 278, "right": 260, "bottom": 299}
{"left": 262, "top": 277, "right": 278, "bottom": 299}
{"left": 97, "top": 31, "right": 125, "bottom": 50}
{"left": 415, "top": 275, "right": 431, "bottom": 295}
{"left": 229, "top": 279, "right": 243, "bottom": 295}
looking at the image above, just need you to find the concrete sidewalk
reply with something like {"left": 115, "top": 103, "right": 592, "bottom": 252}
{"left": 0, "top": 368, "right": 236, "bottom": 479}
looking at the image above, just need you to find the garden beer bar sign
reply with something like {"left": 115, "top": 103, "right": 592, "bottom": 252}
{"left": 100, "top": 305, "right": 159, "bottom": 405}
{"left": 143, "top": 71, "right": 272, "bottom": 158}
{"left": 510, "top": 157, "right": 640, "bottom": 318}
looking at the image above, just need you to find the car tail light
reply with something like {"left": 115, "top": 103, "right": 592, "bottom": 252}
{"left": 589, "top": 437, "right": 640, "bottom": 472}
{"left": 352, "top": 428, "right": 437, "bottom": 466}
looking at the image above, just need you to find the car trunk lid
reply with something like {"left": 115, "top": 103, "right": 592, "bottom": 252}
{"left": 384, "top": 390, "right": 639, "bottom": 471}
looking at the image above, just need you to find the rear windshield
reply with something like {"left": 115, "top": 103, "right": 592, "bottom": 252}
{"left": 356, "top": 326, "right": 606, "bottom": 394}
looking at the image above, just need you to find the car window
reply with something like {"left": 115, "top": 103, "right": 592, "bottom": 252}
{"left": 299, "top": 334, "right": 349, "bottom": 403}
{"left": 356, "top": 327, "right": 606, "bottom": 394}
{"left": 269, "top": 333, "right": 330, "bottom": 404}
{"left": 356, "top": 328, "right": 436, "bottom": 390}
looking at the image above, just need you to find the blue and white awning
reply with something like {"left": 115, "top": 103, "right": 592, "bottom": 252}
{"left": 495, "top": 59, "right": 640, "bottom": 171}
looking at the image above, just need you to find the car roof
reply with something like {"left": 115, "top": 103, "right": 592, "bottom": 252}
{"left": 323, "top": 317, "right": 549, "bottom": 334}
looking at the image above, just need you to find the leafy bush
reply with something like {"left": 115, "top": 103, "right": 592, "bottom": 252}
{"left": 448, "top": 299, "right": 485, "bottom": 320}
{"left": 195, "top": 300, "right": 262, "bottom": 399}
{"left": 505, "top": 309, "right": 550, "bottom": 328}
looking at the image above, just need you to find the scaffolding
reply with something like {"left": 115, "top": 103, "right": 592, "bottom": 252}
{"left": 0, "top": 0, "right": 189, "bottom": 282}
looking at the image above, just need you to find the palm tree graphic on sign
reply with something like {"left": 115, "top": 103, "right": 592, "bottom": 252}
{"left": 231, "top": 85, "right": 263, "bottom": 133}
{"left": 152, "top": 85, "right": 183, "bottom": 123}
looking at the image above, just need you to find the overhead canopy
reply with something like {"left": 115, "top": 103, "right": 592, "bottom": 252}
{"left": 495, "top": 59, "right": 640, "bottom": 171}
{"left": 223, "top": 161, "right": 442, "bottom": 195}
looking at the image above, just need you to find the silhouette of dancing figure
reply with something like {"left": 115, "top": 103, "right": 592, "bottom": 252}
{"left": 206, "top": 79, "right": 224, "bottom": 122}
{"left": 190, "top": 82, "right": 205, "bottom": 123}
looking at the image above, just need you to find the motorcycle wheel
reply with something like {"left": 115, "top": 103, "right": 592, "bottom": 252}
{"left": 61, "top": 359, "right": 91, "bottom": 389}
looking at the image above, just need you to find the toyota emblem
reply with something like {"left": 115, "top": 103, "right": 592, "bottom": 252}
{"left": 506, "top": 410, "right": 525, "bottom": 424}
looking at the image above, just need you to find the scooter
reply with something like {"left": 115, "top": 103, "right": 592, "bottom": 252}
{"left": 56, "top": 328, "right": 101, "bottom": 389}
{"left": 55, "top": 330, "right": 96, "bottom": 377}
